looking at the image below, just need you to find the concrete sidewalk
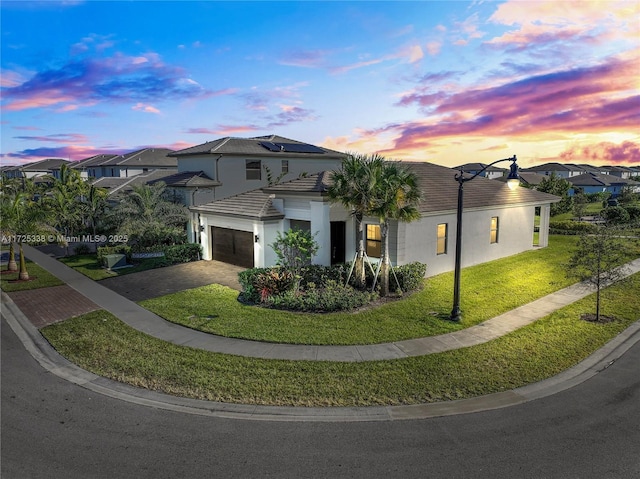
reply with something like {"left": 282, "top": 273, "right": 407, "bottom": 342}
{"left": 13, "top": 244, "right": 640, "bottom": 362}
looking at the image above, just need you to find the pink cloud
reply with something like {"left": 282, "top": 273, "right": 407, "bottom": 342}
{"left": 132, "top": 103, "right": 161, "bottom": 114}
{"left": 559, "top": 141, "right": 640, "bottom": 164}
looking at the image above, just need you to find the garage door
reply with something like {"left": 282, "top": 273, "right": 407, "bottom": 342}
{"left": 211, "top": 227, "right": 254, "bottom": 268}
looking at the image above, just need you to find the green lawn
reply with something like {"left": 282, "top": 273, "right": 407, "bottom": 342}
{"left": 552, "top": 202, "right": 605, "bottom": 221}
{"left": 41, "top": 273, "right": 640, "bottom": 407}
{"left": 1, "top": 260, "right": 64, "bottom": 292}
{"left": 60, "top": 254, "right": 172, "bottom": 281}
{"left": 140, "top": 235, "right": 640, "bottom": 345}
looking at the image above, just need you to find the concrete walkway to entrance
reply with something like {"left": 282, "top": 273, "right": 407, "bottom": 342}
{"left": 13, "top": 244, "right": 640, "bottom": 362}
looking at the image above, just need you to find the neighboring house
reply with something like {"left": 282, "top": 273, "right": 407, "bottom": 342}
{"left": 522, "top": 163, "right": 586, "bottom": 178}
{"left": 170, "top": 134, "right": 348, "bottom": 205}
{"left": 453, "top": 163, "right": 506, "bottom": 179}
{"left": 69, "top": 154, "right": 117, "bottom": 180}
{"left": 191, "top": 161, "right": 559, "bottom": 276}
{"left": 568, "top": 172, "right": 640, "bottom": 197}
{"left": 601, "top": 165, "right": 637, "bottom": 179}
{"left": 2, "top": 158, "right": 70, "bottom": 180}
{"left": 96, "top": 148, "right": 176, "bottom": 179}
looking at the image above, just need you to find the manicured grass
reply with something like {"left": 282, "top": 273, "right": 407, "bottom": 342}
{"left": 552, "top": 202, "right": 605, "bottom": 221}
{"left": 1, "top": 260, "right": 64, "bottom": 292}
{"left": 60, "top": 254, "right": 172, "bottom": 281}
{"left": 41, "top": 273, "right": 640, "bottom": 407}
{"left": 140, "top": 235, "right": 640, "bottom": 345}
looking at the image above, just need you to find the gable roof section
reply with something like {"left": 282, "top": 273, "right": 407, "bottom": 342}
{"left": 102, "top": 148, "right": 176, "bottom": 167}
{"left": 92, "top": 169, "right": 179, "bottom": 194}
{"left": 568, "top": 172, "right": 639, "bottom": 187}
{"left": 149, "top": 170, "right": 221, "bottom": 188}
{"left": 263, "top": 171, "right": 333, "bottom": 195}
{"left": 170, "top": 135, "right": 346, "bottom": 159}
{"left": 71, "top": 154, "right": 118, "bottom": 169}
{"left": 20, "top": 158, "right": 70, "bottom": 171}
{"left": 191, "top": 189, "right": 284, "bottom": 220}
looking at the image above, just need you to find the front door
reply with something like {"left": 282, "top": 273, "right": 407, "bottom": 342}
{"left": 330, "top": 221, "right": 346, "bottom": 264}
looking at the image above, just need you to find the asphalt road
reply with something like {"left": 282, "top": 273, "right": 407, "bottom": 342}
{"left": 2, "top": 317, "right": 639, "bottom": 479}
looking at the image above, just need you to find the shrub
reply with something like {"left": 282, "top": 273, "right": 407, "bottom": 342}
{"left": 549, "top": 220, "right": 599, "bottom": 235}
{"left": 623, "top": 205, "right": 640, "bottom": 222}
{"left": 600, "top": 206, "right": 630, "bottom": 225}
{"left": 238, "top": 268, "right": 272, "bottom": 303}
{"left": 299, "top": 264, "right": 349, "bottom": 288}
{"left": 586, "top": 192, "right": 610, "bottom": 203}
{"left": 265, "top": 280, "right": 377, "bottom": 312}
{"left": 390, "top": 262, "right": 427, "bottom": 293}
{"left": 163, "top": 243, "right": 202, "bottom": 263}
{"left": 97, "top": 245, "right": 132, "bottom": 264}
{"left": 238, "top": 267, "right": 294, "bottom": 303}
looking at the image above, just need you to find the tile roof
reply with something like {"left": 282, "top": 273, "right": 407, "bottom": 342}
{"left": 102, "top": 148, "right": 176, "bottom": 167}
{"left": 200, "top": 161, "right": 560, "bottom": 220}
{"left": 20, "top": 158, "right": 70, "bottom": 171}
{"left": 150, "top": 171, "right": 221, "bottom": 188}
{"left": 568, "top": 172, "right": 640, "bottom": 187}
{"left": 92, "top": 169, "right": 179, "bottom": 194}
{"left": 71, "top": 154, "right": 118, "bottom": 169}
{"left": 170, "top": 135, "right": 347, "bottom": 159}
{"left": 452, "top": 162, "right": 506, "bottom": 173}
{"left": 191, "top": 189, "right": 284, "bottom": 220}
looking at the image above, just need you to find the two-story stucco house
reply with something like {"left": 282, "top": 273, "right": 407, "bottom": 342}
{"left": 167, "top": 135, "right": 347, "bottom": 207}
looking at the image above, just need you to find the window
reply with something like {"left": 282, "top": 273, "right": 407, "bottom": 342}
{"left": 281, "top": 160, "right": 289, "bottom": 174}
{"left": 289, "top": 220, "right": 310, "bottom": 233}
{"left": 437, "top": 223, "right": 448, "bottom": 255}
{"left": 246, "top": 160, "right": 261, "bottom": 180}
{"left": 490, "top": 216, "right": 499, "bottom": 243}
{"left": 366, "top": 224, "right": 381, "bottom": 258}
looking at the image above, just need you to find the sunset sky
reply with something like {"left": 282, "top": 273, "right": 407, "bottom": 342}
{"left": 1, "top": 1, "right": 639, "bottom": 168}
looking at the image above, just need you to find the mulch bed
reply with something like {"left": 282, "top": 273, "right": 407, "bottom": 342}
{"left": 581, "top": 313, "right": 616, "bottom": 323}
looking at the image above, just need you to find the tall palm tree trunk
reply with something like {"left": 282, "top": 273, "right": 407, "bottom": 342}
{"left": 18, "top": 242, "right": 29, "bottom": 281}
{"left": 8, "top": 242, "right": 18, "bottom": 271}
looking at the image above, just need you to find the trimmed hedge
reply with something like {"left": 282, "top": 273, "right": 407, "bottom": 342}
{"left": 265, "top": 280, "right": 377, "bottom": 313}
{"left": 96, "top": 243, "right": 201, "bottom": 268}
{"left": 391, "top": 262, "right": 427, "bottom": 293}
{"left": 549, "top": 220, "right": 599, "bottom": 235}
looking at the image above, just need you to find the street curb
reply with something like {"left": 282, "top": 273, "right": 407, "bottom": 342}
{"left": 3, "top": 291, "right": 639, "bottom": 422}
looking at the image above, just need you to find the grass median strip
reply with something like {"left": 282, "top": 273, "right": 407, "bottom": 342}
{"left": 1, "top": 260, "right": 64, "bottom": 292}
{"left": 41, "top": 273, "right": 639, "bottom": 407}
{"left": 139, "top": 236, "right": 639, "bottom": 345}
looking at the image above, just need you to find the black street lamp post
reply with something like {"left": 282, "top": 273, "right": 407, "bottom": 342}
{"left": 450, "top": 155, "right": 520, "bottom": 322}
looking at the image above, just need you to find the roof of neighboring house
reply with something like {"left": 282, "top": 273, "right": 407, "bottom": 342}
{"left": 71, "top": 154, "right": 118, "bottom": 169}
{"left": 495, "top": 171, "right": 547, "bottom": 187}
{"left": 102, "top": 148, "right": 176, "bottom": 167}
{"left": 92, "top": 169, "right": 179, "bottom": 194}
{"left": 452, "top": 162, "right": 506, "bottom": 173}
{"left": 568, "top": 172, "right": 640, "bottom": 187}
{"left": 211, "top": 161, "right": 560, "bottom": 218}
{"left": 20, "top": 158, "right": 70, "bottom": 171}
{"left": 523, "top": 162, "right": 585, "bottom": 173}
{"left": 150, "top": 170, "right": 221, "bottom": 188}
{"left": 170, "top": 135, "right": 347, "bottom": 159}
{"left": 191, "top": 189, "right": 284, "bottom": 220}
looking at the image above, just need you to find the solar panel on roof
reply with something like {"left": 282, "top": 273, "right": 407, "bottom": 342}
{"left": 260, "top": 141, "right": 283, "bottom": 152}
{"left": 275, "top": 143, "right": 325, "bottom": 154}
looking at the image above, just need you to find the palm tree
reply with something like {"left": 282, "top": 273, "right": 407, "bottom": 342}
{"left": 109, "top": 182, "right": 188, "bottom": 247}
{"left": 1, "top": 190, "right": 54, "bottom": 280}
{"left": 45, "top": 164, "right": 88, "bottom": 252}
{"left": 368, "top": 161, "right": 422, "bottom": 296}
{"left": 327, "top": 153, "right": 385, "bottom": 288}
{"left": 83, "top": 184, "right": 108, "bottom": 237}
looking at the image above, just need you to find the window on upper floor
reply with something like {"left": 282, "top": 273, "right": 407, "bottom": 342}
{"left": 246, "top": 160, "right": 261, "bottom": 180}
{"left": 282, "top": 160, "right": 289, "bottom": 174}
{"left": 490, "top": 216, "right": 499, "bottom": 244}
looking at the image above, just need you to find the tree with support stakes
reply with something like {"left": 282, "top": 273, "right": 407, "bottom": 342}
{"left": 566, "top": 227, "right": 631, "bottom": 322}
{"left": 327, "top": 153, "right": 385, "bottom": 289}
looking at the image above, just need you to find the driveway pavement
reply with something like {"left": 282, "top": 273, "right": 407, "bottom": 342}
{"left": 98, "top": 259, "right": 243, "bottom": 302}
